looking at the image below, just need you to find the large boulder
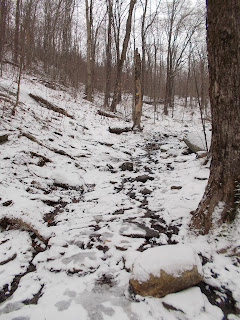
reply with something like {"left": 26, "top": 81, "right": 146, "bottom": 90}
{"left": 129, "top": 244, "right": 203, "bottom": 298}
{"left": 183, "top": 131, "right": 211, "bottom": 153}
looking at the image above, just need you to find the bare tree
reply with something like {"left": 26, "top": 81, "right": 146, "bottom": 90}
{"left": 163, "top": 0, "right": 203, "bottom": 115}
{"left": 104, "top": 0, "right": 113, "bottom": 108}
{"left": 140, "top": 0, "right": 161, "bottom": 99}
{"left": 110, "top": 0, "right": 136, "bottom": 112}
{"left": 85, "top": 0, "right": 93, "bottom": 101}
{"left": 132, "top": 48, "right": 142, "bottom": 130}
{"left": 0, "top": 0, "right": 8, "bottom": 74}
{"left": 14, "top": 0, "right": 21, "bottom": 64}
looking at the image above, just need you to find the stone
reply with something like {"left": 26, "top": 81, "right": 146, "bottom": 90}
{"left": 171, "top": 186, "right": 182, "bottom": 190}
{"left": 141, "top": 188, "right": 152, "bottom": 195}
{"left": 135, "top": 175, "right": 154, "bottom": 183}
{"left": 0, "top": 134, "right": 8, "bottom": 144}
{"left": 129, "top": 244, "right": 203, "bottom": 298}
{"left": 162, "top": 287, "right": 205, "bottom": 318}
{"left": 120, "top": 162, "right": 133, "bottom": 171}
{"left": 197, "top": 151, "right": 208, "bottom": 159}
{"left": 183, "top": 131, "right": 211, "bottom": 153}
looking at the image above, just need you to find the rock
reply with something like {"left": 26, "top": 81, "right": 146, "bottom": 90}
{"left": 183, "top": 131, "right": 211, "bottom": 153}
{"left": 0, "top": 134, "right": 8, "bottom": 144}
{"left": 162, "top": 287, "right": 205, "bottom": 318}
{"left": 141, "top": 188, "right": 152, "bottom": 195}
{"left": 120, "top": 162, "right": 133, "bottom": 171}
{"left": 135, "top": 175, "right": 154, "bottom": 183}
{"left": 129, "top": 244, "right": 203, "bottom": 298}
{"left": 171, "top": 186, "right": 182, "bottom": 190}
{"left": 2, "top": 200, "right": 13, "bottom": 207}
{"left": 197, "top": 151, "right": 208, "bottom": 158}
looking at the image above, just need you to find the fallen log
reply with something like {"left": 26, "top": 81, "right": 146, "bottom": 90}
{"left": 97, "top": 109, "right": 118, "bottom": 118}
{"left": 21, "top": 132, "right": 75, "bottom": 160}
{"left": 109, "top": 127, "right": 132, "bottom": 134}
{"left": 29, "top": 93, "right": 74, "bottom": 119}
{"left": 143, "top": 99, "right": 164, "bottom": 105}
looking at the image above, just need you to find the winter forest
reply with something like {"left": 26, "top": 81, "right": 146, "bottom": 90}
{"left": 0, "top": 0, "right": 240, "bottom": 319}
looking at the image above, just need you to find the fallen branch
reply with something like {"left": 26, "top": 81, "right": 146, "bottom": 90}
{"left": 109, "top": 127, "right": 132, "bottom": 134}
{"left": 3, "top": 59, "right": 20, "bottom": 68}
{"left": 29, "top": 93, "right": 74, "bottom": 119}
{"left": 0, "top": 253, "right": 17, "bottom": 265}
{"left": 21, "top": 132, "right": 75, "bottom": 160}
{"left": 143, "top": 99, "right": 164, "bottom": 105}
{"left": 0, "top": 217, "right": 50, "bottom": 244}
{"left": 30, "top": 151, "right": 52, "bottom": 167}
{"left": 0, "top": 93, "right": 15, "bottom": 104}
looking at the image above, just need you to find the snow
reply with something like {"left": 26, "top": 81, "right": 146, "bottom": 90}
{"left": 130, "top": 244, "right": 203, "bottom": 282}
{"left": 0, "top": 68, "right": 240, "bottom": 319}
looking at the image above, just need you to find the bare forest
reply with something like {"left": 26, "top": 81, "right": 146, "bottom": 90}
{"left": 1, "top": 1, "right": 240, "bottom": 319}
{"left": 0, "top": 0, "right": 208, "bottom": 113}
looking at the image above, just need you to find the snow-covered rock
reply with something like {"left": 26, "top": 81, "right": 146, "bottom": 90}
{"left": 183, "top": 130, "right": 211, "bottom": 153}
{"left": 129, "top": 244, "right": 203, "bottom": 298}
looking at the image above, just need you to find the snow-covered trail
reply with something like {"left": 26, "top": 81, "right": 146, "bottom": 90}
{"left": 0, "top": 71, "right": 239, "bottom": 320}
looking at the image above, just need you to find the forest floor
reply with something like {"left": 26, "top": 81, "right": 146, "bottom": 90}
{"left": 0, "top": 68, "right": 240, "bottom": 320}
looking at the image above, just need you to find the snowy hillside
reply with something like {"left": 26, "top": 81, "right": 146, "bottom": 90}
{"left": 0, "top": 69, "right": 240, "bottom": 320}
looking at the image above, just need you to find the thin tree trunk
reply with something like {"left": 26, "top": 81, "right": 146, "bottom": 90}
{"left": 12, "top": 60, "right": 22, "bottom": 115}
{"left": 0, "top": 0, "right": 7, "bottom": 75}
{"left": 132, "top": 48, "right": 142, "bottom": 130}
{"left": 104, "top": 0, "right": 112, "bottom": 108}
{"left": 85, "top": 0, "right": 93, "bottom": 102}
{"left": 14, "top": 0, "right": 21, "bottom": 64}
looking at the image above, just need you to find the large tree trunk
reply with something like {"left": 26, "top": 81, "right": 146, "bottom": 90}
{"left": 190, "top": 0, "right": 240, "bottom": 234}
{"left": 110, "top": 0, "right": 136, "bottom": 112}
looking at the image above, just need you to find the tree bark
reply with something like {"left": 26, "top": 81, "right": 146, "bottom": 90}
{"left": 190, "top": 0, "right": 240, "bottom": 234}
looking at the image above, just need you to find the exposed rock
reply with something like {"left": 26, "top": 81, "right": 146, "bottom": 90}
{"left": 183, "top": 137, "right": 204, "bottom": 153}
{"left": 120, "top": 162, "right": 133, "bottom": 171}
{"left": 171, "top": 186, "right": 182, "bottom": 190}
{"left": 135, "top": 175, "right": 154, "bottom": 183}
{"left": 197, "top": 151, "right": 208, "bottom": 158}
{"left": 0, "top": 134, "right": 8, "bottom": 144}
{"left": 2, "top": 200, "right": 13, "bottom": 207}
{"left": 129, "top": 244, "right": 203, "bottom": 298}
{"left": 141, "top": 188, "right": 152, "bottom": 195}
